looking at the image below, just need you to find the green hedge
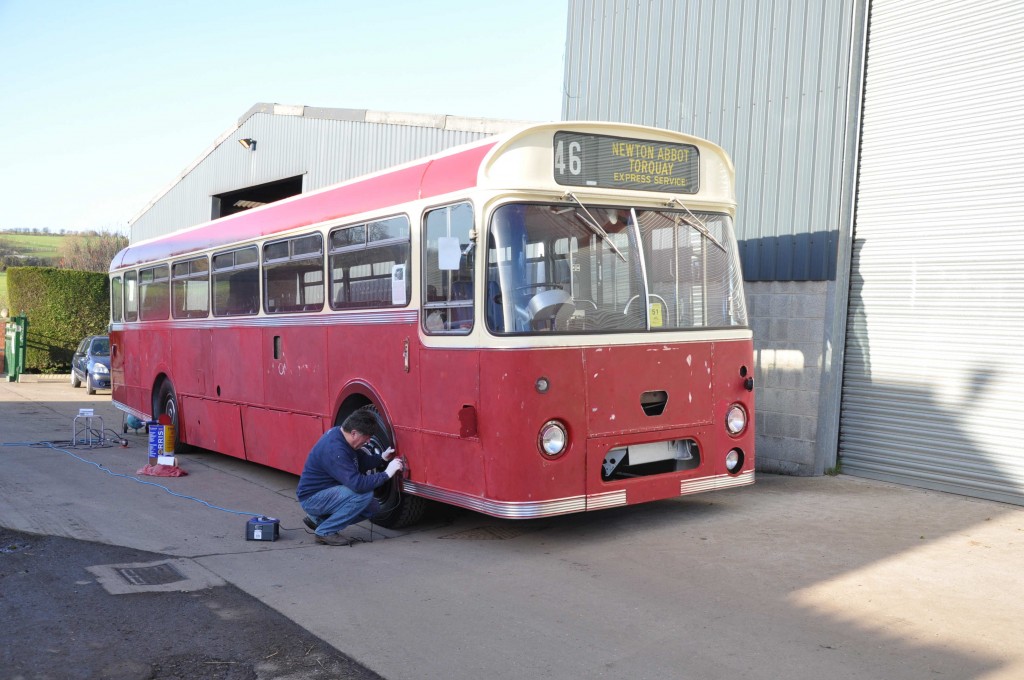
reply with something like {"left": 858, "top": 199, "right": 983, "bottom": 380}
{"left": 7, "top": 266, "right": 109, "bottom": 372}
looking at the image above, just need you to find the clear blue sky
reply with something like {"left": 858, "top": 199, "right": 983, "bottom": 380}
{"left": 0, "top": 1, "right": 568, "bottom": 233}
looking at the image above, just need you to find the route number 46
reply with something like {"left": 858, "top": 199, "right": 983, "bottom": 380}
{"left": 554, "top": 140, "right": 582, "bottom": 176}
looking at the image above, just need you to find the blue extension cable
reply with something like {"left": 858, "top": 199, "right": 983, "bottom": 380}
{"left": 1, "top": 440, "right": 264, "bottom": 517}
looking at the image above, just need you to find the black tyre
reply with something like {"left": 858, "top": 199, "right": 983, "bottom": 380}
{"left": 355, "top": 404, "right": 427, "bottom": 529}
{"left": 70, "top": 371, "right": 81, "bottom": 388}
{"left": 86, "top": 374, "right": 96, "bottom": 395}
{"left": 155, "top": 381, "right": 189, "bottom": 455}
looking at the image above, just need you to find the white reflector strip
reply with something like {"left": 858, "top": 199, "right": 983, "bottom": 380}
{"left": 402, "top": 481, "right": 586, "bottom": 518}
{"left": 680, "top": 470, "right": 754, "bottom": 495}
{"left": 586, "top": 490, "right": 628, "bottom": 510}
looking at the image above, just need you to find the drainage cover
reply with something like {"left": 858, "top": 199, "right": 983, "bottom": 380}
{"left": 87, "top": 558, "right": 225, "bottom": 595}
{"left": 115, "top": 562, "right": 186, "bottom": 586}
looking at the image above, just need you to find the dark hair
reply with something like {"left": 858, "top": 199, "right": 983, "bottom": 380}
{"left": 341, "top": 409, "right": 380, "bottom": 438}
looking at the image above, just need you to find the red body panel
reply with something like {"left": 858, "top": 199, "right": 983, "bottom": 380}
{"left": 262, "top": 326, "right": 328, "bottom": 415}
{"left": 215, "top": 329, "right": 263, "bottom": 403}
{"left": 178, "top": 396, "right": 247, "bottom": 459}
{"left": 583, "top": 343, "right": 715, "bottom": 434}
{"left": 241, "top": 405, "right": 323, "bottom": 473}
{"left": 418, "top": 349, "right": 480, "bottom": 436}
{"left": 479, "top": 348, "right": 588, "bottom": 503}
{"left": 173, "top": 328, "right": 211, "bottom": 397}
{"left": 112, "top": 320, "right": 753, "bottom": 513}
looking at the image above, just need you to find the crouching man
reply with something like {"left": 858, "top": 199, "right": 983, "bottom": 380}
{"left": 296, "top": 409, "right": 403, "bottom": 546}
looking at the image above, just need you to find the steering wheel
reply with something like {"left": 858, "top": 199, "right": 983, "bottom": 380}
{"left": 527, "top": 289, "right": 575, "bottom": 330}
{"left": 516, "top": 282, "right": 567, "bottom": 294}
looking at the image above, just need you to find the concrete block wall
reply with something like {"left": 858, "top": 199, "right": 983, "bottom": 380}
{"left": 745, "top": 281, "right": 829, "bottom": 475}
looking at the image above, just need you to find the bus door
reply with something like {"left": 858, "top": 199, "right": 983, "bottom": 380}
{"left": 418, "top": 203, "right": 485, "bottom": 496}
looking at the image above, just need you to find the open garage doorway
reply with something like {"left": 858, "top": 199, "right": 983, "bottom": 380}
{"left": 212, "top": 175, "right": 303, "bottom": 219}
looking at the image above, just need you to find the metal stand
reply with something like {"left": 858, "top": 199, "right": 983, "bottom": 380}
{"left": 73, "top": 411, "right": 104, "bottom": 447}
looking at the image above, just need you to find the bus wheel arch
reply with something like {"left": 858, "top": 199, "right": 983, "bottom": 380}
{"left": 332, "top": 380, "right": 390, "bottom": 427}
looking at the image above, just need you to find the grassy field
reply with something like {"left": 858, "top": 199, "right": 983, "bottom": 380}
{"left": 1, "top": 232, "right": 67, "bottom": 312}
{"left": 0, "top": 232, "right": 64, "bottom": 262}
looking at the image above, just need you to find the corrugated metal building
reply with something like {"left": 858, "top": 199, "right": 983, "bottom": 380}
{"left": 565, "top": 0, "right": 1024, "bottom": 505}
{"left": 129, "top": 104, "right": 528, "bottom": 243}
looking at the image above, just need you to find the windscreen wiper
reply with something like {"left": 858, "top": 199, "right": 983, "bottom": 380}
{"left": 562, "top": 192, "right": 627, "bottom": 262}
{"left": 668, "top": 197, "right": 726, "bottom": 253}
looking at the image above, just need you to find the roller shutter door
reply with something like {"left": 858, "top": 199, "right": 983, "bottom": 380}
{"left": 839, "top": 0, "right": 1024, "bottom": 504}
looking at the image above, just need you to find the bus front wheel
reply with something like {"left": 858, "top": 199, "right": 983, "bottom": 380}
{"left": 155, "top": 380, "right": 188, "bottom": 455}
{"left": 354, "top": 404, "right": 427, "bottom": 529}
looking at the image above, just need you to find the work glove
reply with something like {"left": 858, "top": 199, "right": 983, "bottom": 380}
{"left": 379, "top": 446, "right": 396, "bottom": 462}
{"left": 385, "top": 458, "right": 404, "bottom": 478}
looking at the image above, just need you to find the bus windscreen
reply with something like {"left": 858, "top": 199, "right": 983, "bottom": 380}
{"left": 485, "top": 202, "right": 747, "bottom": 334}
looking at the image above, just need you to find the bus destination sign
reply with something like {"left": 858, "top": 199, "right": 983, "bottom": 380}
{"left": 553, "top": 131, "right": 699, "bottom": 194}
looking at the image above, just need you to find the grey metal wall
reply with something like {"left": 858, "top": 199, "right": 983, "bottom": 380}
{"left": 563, "top": 0, "right": 860, "bottom": 281}
{"left": 130, "top": 105, "right": 525, "bottom": 243}
{"left": 840, "top": 0, "right": 1024, "bottom": 504}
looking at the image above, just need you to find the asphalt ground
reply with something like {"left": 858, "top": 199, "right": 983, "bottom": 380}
{"left": 0, "top": 525, "right": 382, "bottom": 680}
{"left": 1, "top": 378, "right": 1023, "bottom": 680}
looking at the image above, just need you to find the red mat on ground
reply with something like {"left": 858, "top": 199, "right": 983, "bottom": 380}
{"left": 135, "top": 464, "right": 188, "bottom": 477}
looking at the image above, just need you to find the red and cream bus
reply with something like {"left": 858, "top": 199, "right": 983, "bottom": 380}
{"left": 109, "top": 122, "right": 755, "bottom": 526}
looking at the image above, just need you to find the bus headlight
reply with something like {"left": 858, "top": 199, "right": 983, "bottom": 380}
{"left": 538, "top": 420, "right": 568, "bottom": 457}
{"left": 725, "top": 448, "right": 744, "bottom": 473}
{"left": 725, "top": 403, "right": 747, "bottom": 436}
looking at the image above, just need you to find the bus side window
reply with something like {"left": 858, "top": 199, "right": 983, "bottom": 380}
{"left": 422, "top": 203, "right": 474, "bottom": 334}
{"left": 263, "top": 234, "right": 324, "bottom": 314}
{"left": 139, "top": 265, "right": 170, "bottom": 321}
{"left": 212, "top": 247, "right": 259, "bottom": 317}
{"left": 111, "top": 276, "right": 123, "bottom": 323}
{"left": 329, "top": 216, "right": 411, "bottom": 310}
{"left": 171, "top": 257, "right": 210, "bottom": 319}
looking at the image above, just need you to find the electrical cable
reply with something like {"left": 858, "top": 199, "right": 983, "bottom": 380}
{"left": 4, "top": 424, "right": 390, "bottom": 535}
{"left": 1, "top": 440, "right": 269, "bottom": 518}
{"left": 69, "top": 426, "right": 130, "bottom": 448}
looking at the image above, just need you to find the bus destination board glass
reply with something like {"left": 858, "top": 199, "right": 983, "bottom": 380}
{"left": 553, "top": 131, "right": 699, "bottom": 194}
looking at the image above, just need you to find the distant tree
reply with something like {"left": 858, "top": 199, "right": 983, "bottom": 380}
{"left": 58, "top": 231, "right": 128, "bottom": 272}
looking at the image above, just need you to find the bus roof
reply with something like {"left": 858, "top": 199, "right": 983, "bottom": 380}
{"left": 110, "top": 122, "right": 733, "bottom": 271}
{"left": 110, "top": 136, "right": 498, "bottom": 271}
